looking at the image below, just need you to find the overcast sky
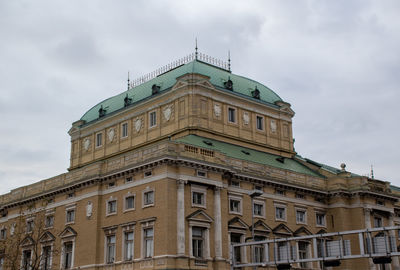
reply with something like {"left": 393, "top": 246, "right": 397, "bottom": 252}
{"left": 1, "top": 0, "right": 399, "bottom": 194}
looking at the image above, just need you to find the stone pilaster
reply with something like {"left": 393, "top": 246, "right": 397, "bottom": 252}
{"left": 177, "top": 180, "right": 186, "bottom": 255}
{"left": 214, "top": 186, "right": 223, "bottom": 260}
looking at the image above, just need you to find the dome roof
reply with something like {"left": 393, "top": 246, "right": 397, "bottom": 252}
{"left": 80, "top": 60, "right": 283, "bottom": 124}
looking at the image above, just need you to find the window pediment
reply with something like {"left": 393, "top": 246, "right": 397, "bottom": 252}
{"left": 228, "top": 217, "right": 248, "bottom": 230}
{"left": 39, "top": 231, "right": 56, "bottom": 243}
{"left": 186, "top": 210, "right": 213, "bottom": 223}
{"left": 59, "top": 226, "right": 77, "bottom": 239}
{"left": 272, "top": 223, "right": 293, "bottom": 236}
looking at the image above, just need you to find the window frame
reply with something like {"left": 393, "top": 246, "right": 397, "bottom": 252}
{"left": 105, "top": 234, "right": 116, "bottom": 264}
{"left": 149, "top": 111, "right": 157, "bottom": 128}
{"left": 256, "top": 115, "right": 264, "bottom": 131}
{"left": 41, "top": 245, "right": 52, "bottom": 270}
{"left": 142, "top": 189, "right": 155, "bottom": 208}
{"left": 275, "top": 204, "right": 287, "bottom": 222}
{"left": 192, "top": 227, "right": 205, "bottom": 259}
{"left": 143, "top": 227, "right": 154, "bottom": 258}
{"left": 61, "top": 241, "right": 74, "bottom": 269}
{"left": 124, "top": 193, "right": 136, "bottom": 212}
{"left": 191, "top": 185, "right": 207, "bottom": 208}
{"left": 95, "top": 132, "right": 103, "bottom": 148}
{"left": 65, "top": 206, "right": 76, "bottom": 224}
{"left": 295, "top": 208, "right": 307, "bottom": 225}
{"left": 253, "top": 200, "right": 265, "bottom": 218}
{"left": 45, "top": 215, "right": 54, "bottom": 228}
{"left": 229, "top": 195, "right": 243, "bottom": 215}
{"left": 228, "top": 107, "right": 237, "bottom": 123}
{"left": 121, "top": 122, "right": 128, "bottom": 138}
{"left": 316, "top": 212, "right": 326, "bottom": 227}
{"left": 106, "top": 198, "right": 117, "bottom": 216}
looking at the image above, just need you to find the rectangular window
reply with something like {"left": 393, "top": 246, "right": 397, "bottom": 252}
{"left": 0, "top": 229, "right": 6, "bottom": 240}
{"left": 26, "top": 220, "right": 34, "bottom": 233}
{"left": 45, "top": 215, "right": 54, "bottom": 228}
{"left": 63, "top": 242, "right": 73, "bottom": 269}
{"left": 229, "top": 180, "right": 240, "bottom": 187}
{"left": 229, "top": 199, "right": 241, "bottom": 214}
{"left": 42, "top": 246, "right": 52, "bottom": 270}
{"left": 125, "top": 177, "right": 133, "bottom": 183}
{"left": 228, "top": 107, "right": 236, "bottom": 123}
{"left": 124, "top": 232, "right": 134, "bottom": 260}
{"left": 295, "top": 193, "right": 305, "bottom": 199}
{"left": 230, "top": 233, "right": 242, "bottom": 263}
{"left": 125, "top": 196, "right": 135, "bottom": 210}
{"left": 121, "top": 123, "right": 128, "bottom": 138}
{"left": 22, "top": 250, "right": 31, "bottom": 270}
{"left": 192, "top": 227, "right": 205, "bottom": 258}
{"left": 143, "top": 228, "right": 153, "bottom": 258}
{"left": 253, "top": 203, "right": 264, "bottom": 216}
{"left": 298, "top": 241, "right": 309, "bottom": 268}
{"left": 96, "top": 133, "right": 102, "bottom": 147}
{"left": 106, "top": 235, "right": 116, "bottom": 263}
{"left": 192, "top": 192, "right": 204, "bottom": 206}
{"left": 144, "top": 170, "right": 152, "bottom": 177}
{"left": 143, "top": 191, "right": 154, "bottom": 206}
{"left": 66, "top": 209, "right": 75, "bottom": 223}
{"left": 296, "top": 210, "right": 306, "bottom": 224}
{"left": 316, "top": 213, "right": 326, "bottom": 226}
{"left": 196, "top": 170, "right": 207, "bottom": 177}
{"left": 254, "top": 236, "right": 266, "bottom": 263}
{"left": 275, "top": 207, "right": 286, "bottom": 220}
{"left": 374, "top": 217, "right": 383, "bottom": 228}
{"left": 149, "top": 111, "right": 157, "bottom": 128}
{"left": 0, "top": 257, "right": 4, "bottom": 270}
{"left": 256, "top": 116, "right": 264, "bottom": 130}
{"left": 107, "top": 200, "right": 117, "bottom": 214}
{"left": 276, "top": 189, "right": 285, "bottom": 196}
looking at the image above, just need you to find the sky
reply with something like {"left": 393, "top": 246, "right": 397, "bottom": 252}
{"left": 0, "top": 0, "right": 399, "bottom": 195}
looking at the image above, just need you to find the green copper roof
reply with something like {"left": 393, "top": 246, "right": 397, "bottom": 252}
{"left": 175, "top": 135, "right": 321, "bottom": 178}
{"left": 80, "top": 60, "right": 282, "bottom": 124}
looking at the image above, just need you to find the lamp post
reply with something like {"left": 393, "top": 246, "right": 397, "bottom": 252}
{"left": 250, "top": 190, "right": 264, "bottom": 269}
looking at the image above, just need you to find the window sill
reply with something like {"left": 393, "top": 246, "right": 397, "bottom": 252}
{"left": 123, "top": 208, "right": 135, "bottom": 213}
{"left": 106, "top": 212, "right": 117, "bottom": 217}
{"left": 142, "top": 204, "right": 154, "bottom": 209}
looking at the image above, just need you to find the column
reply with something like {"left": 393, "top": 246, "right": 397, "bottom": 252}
{"left": 214, "top": 187, "right": 223, "bottom": 259}
{"left": 177, "top": 180, "right": 185, "bottom": 255}
{"left": 364, "top": 208, "right": 376, "bottom": 270}
{"left": 389, "top": 213, "right": 400, "bottom": 270}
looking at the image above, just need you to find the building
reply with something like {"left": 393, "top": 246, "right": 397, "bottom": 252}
{"left": 1, "top": 52, "right": 400, "bottom": 270}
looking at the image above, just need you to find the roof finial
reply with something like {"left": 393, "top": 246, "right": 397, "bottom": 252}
{"left": 195, "top": 38, "right": 198, "bottom": 60}
{"left": 371, "top": 164, "right": 374, "bottom": 179}
{"left": 127, "top": 71, "right": 130, "bottom": 91}
{"left": 228, "top": 50, "right": 231, "bottom": 72}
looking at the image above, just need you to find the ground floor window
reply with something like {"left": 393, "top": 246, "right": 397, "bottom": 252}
{"left": 298, "top": 241, "right": 309, "bottom": 268}
{"left": 42, "top": 246, "right": 52, "bottom": 270}
{"left": 63, "top": 242, "right": 73, "bottom": 269}
{"left": 106, "top": 235, "right": 116, "bottom": 263}
{"left": 254, "top": 236, "right": 266, "bottom": 263}
{"left": 192, "top": 227, "right": 205, "bottom": 258}
{"left": 143, "top": 228, "right": 153, "bottom": 258}
{"left": 230, "top": 233, "right": 243, "bottom": 263}
{"left": 22, "top": 250, "right": 31, "bottom": 270}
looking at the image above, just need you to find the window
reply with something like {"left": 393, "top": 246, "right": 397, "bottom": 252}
{"left": 254, "top": 236, "right": 266, "bottom": 263}
{"left": 96, "top": 133, "right": 102, "bottom": 147}
{"left": 374, "top": 216, "right": 383, "bottom": 228}
{"left": 108, "top": 182, "right": 116, "bottom": 188}
{"left": 295, "top": 193, "right": 305, "bottom": 199}
{"left": 67, "top": 193, "right": 75, "bottom": 198}
{"left": 253, "top": 202, "right": 264, "bottom": 217}
{"left": 124, "top": 232, "right": 134, "bottom": 260}
{"left": 192, "top": 192, "right": 204, "bottom": 206}
{"left": 230, "top": 233, "right": 243, "bottom": 263}
{"left": 106, "top": 235, "right": 116, "bottom": 263}
{"left": 196, "top": 170, "right": 207, "bottom": 177}
{"left": 143, "top": 190, "right": 154, "bottom": 207}
{"left": 45, "top": 215, "right": 54, "bottom": 228}
{"left": 296, "top": 210, "right": 306, "bottom": 224}
{"left": 63, "top": 242, "right": 73, "bottom": 269}
{"left": 229, "top": 180, "right": 240, "bottom": 187}
{"left": 125, "top": 176, "right": 133, "bottom": 183}
{"left": 316, "top": 213, "right": 326, "bottom": 226}
{"left": 256, "top": 116, "right": 264, "bottom": 130}
{"left": 0, "top": 257, "right": 4, "bottom": 270}
{"left": 229, "top": 197, "right": 242, "bottom": 214}
{"left": 254, "top": 185, "right": 263, "bottom": 191}
{"left": 107, "top": 200, "right": 117, "bottom": 215}
{"left": 143, "top": 228, "right": 153, "bottom": 258}
{"left": 26, "top": 220, "right": 34, "bottom": 233}
{"left": 42, "top": 245, "right": 52, "bottom": 270}
{"left": 66, "top": 209, "right": 75, "bottom": 223}
{"left": 22, "top": 250, "right": 31, "bottom": 270}
{"left": 121, "top": 123, "right": 128, "bottom": 138}
{"left": 275, "top": 207, "right": 286, "bottom": 221}
{"left": 192, "top": 227, "right": 205, "bottom": 258}
{"left": 149, "top": 111, "right": 157, "bottom": 128}
{"left": 125, "top": 195, "right": 135, "bottom": 210}
{"left": 298, "top": 241, "right": 309, "bottom": 268}
{"left": 276, "top": 189, "right": 285, "bottom": 196}
{"left": 144, "top": 170, "right": 152, "bottom": 177}
{"left": 0, "top": 228, "right": 6, "bottom": 240}
{"left": 228, "top": 107, "right": 236, "bottom": 123}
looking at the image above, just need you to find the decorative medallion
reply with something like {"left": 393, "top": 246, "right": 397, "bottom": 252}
{"left": 270, "top": 119, "right": 277, "bottom": 133}
{"left": 83, "top": 138, "right": 91, "bottom": 151}
{"left": 163, "top": 105, "right": 173, "bottom": 121}
{"left": 107, "top": 128, "right": 115, "bottom": 142}
{"left": 214, "top": 104, "right": 221, "bottom": 117}
{"left": 135, "top": 118, "right": 142, "bottom": 132}
{"left": 243, "top": 112, "right": 250, "bottom": 125}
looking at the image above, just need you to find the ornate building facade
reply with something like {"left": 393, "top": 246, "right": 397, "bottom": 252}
{"left": 0, "top": 53, "right": 399, "bottom": 270}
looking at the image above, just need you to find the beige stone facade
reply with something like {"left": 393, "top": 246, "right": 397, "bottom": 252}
{"left": 1, "top": 56, "right": 400, "bottom": 270}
